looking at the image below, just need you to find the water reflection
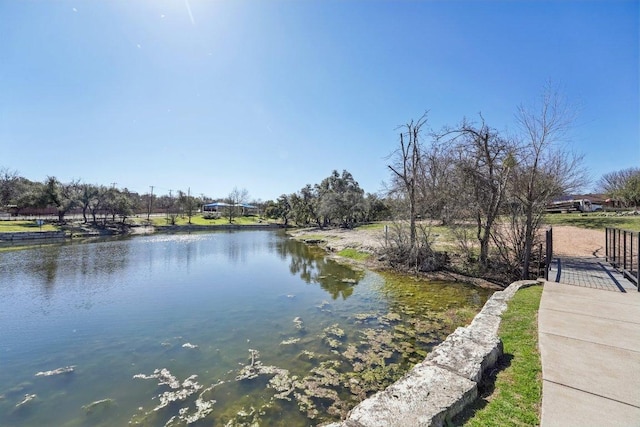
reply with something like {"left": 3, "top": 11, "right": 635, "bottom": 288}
{"left": 0, "top": 230, "right": 493, "bottom": 427}
{"left": 0, "top": 231, "right": 360, "bottom": 301}
{"left": 274, "top": 236, "right": 361, "bottom": 300}
{"left": 36, "top": 247, "right": 60, "bottom": 290}
{"left": 0, "top": 241, "right": 131, "bottom": 295}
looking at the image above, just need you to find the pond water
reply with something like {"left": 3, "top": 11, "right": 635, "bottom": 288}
{"left": 0, "top": 230, "right": 492, "bottom": 426}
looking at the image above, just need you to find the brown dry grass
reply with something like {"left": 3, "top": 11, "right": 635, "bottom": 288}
{"left": 290, "top": 223, "right": 605, "bottom": 265}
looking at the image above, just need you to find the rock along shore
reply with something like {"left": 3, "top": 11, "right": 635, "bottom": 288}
{"left": 0, "top": 231, "right": 66, "bottom": 241}
{"left": 324, "top": 280, "right": 538, "bottom": 427}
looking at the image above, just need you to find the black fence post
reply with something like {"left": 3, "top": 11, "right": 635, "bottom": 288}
{"left": 607, "top": 227, "right": 640, "bottom": 290}
{"left": 631, "top": 232, "right": 635, "bottom": 284}
{"left": 545, "top": 228, "right": 553, "bottom": 281}
{"left": 611, "top": 228, "right": 615, "bottom": 266}
{"left": 616, "top": 229, "right": 621, "bottom": 268}
{"left": 623, "top": 230, "right": 628, "bottom": 271}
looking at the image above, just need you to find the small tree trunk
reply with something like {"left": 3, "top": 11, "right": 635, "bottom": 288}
{"left": 409, "top": 198, "right": 416, "bottom": 249}
{"left": 479, "top": 233, "right": 490, "bottom": 268}
{"left": 521, "top": 210, "right": 534, "bottom": 279}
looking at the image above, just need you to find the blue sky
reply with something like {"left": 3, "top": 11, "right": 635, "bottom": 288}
{"left": 1, "top": 0, "right": 638, "bottom": 201}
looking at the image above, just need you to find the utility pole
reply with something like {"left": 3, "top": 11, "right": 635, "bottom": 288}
{"left": 187, "top": 187, "right": 192, "bottom": 224}
{"left": 147, "top": 185, "right": 154, "bottom": 220}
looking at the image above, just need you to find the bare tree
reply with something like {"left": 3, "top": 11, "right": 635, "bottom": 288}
{"left": 418, "top": 140, "right": 457, "bottom": 225}
{"left": 178, "top": 188, "right": 198, "bottom": 224}
{"left": 597, "top": 168, "right": 638, "bottom": 195}
{"left": 511, "top": 84, "right": 587, "bottom": 278}
{"left": 387, "top": 112, "right": 428, "bottom": 249}
{"left": 167, "top": 191, "right": 179, "bottom": 225}
{"left": 597, "top": 167, "right": 640, "bottom": 208}
{"left": 442, "top": 116, "right": 515, "bottom": 270}
{"left": 227, "top": 187, "right": 249, "bottom": 223}
{"left": 0, "top": 167, "right": 20, "bottom": 207}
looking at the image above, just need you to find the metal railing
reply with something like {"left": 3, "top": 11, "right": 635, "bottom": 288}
{"left": 605, "top": 227, "right": 639, "bottom": 290}
{"left": 545, "top": 228, "right": 553, "bottom": 281}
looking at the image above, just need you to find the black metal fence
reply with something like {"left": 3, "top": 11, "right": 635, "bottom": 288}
{"left": 545, "top": 228, "right": 553, "bottom": 281}
{"left": 605, "top": 227, "right": 639, "bottom": 290}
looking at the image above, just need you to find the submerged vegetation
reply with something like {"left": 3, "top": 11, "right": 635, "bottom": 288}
{"left": 131, "top": 368, "right": 217, "bottom": 425}
{"left": 0, "top": 232, "right": 492, "bottom": 426}
{"left": 126, "top": 277, "right": 490, "bottom": 426}
{"left": 110, "top": 304, "right": 489, "bottom": 424}
{"left": 125, "top": 272, "right": 490, "bottom": 425}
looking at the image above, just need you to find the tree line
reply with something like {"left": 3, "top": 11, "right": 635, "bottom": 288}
{"left": 0, "top": 167, "right": 389, "bottom": 228}
{"left": 0, "top": 174, "right": 204, "bottom": 225}
{"left": 383, "top": 85, "right": 638, "bottom": 281}
{"left": 263, "top": 170, "right": 390, "bottom": 228}
{"left": 1, "top": 86, "right": 638, "bottom": 282}
{"left": 597, "top": 167, "right": 640, "bottom": 208}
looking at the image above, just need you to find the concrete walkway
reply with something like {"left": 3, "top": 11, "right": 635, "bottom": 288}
{"left": 539, "top": 257, "right": 640, "bottom": 426}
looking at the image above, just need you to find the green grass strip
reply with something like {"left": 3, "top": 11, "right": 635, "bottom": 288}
{"left": 460, "top": 285, "right": 543, "bottom": 427}
{"left": 542, "top": 213, "right": 640, "bottom": 231}
{"left": 356, "top": 222, "right": 387, "bottom": 230}
{"left": 147, "top": 215, "right": 268, "bottom": 226}
{"left": 0, "top": 220, "right": 58, "bottom": 232}
{"left": 337, "top": 248, "right": 371, "bottom": 261}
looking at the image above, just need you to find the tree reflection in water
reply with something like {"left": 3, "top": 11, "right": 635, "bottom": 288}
{"left": 275, "top": 235, "right": 362, "bottom": 300}
{"left": 0, "top": 239, "right": 130, "bottom": 295}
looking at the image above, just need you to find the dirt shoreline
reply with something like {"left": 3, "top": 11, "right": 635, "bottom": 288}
{"left": 287, "top": 224, "right": 604, "bottom": 289}
{"left": 287, "top": 227, "right": 505, "bottom": 290}
{"left": 7, "top": 222, "right": 602, "bottom": 285}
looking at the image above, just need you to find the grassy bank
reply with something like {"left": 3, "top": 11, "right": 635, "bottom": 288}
{"left": 142, "top": 215, "right": 271, "bottom": 227}
{"left": 0, "top": 220, "right": 59, "bottom": 232}
{"left": 543, "top": 212, "right": 640, "bottom": 231}
{"left": 0, "top": 215, "right": 272, "bottom": 232}
{"left": 337, "top": 248, "right": 371, "bottom": 261}
{"left": 457, "top": 285, "right": 543, "bottom": 426}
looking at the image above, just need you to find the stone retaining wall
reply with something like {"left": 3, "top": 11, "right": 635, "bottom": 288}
{"left": 0, "top": 231, "right": 67, "bottom": 241}
{"left": 326, "top": 280, "right": 538, "bottom": 427}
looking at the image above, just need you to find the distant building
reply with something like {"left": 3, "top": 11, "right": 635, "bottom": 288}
{"left": 202, "top": 202, "right": 257, "bottom": 216}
